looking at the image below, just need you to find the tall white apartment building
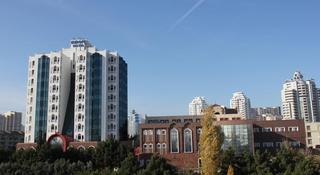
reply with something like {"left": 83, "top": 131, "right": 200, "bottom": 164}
{"left": 189, "top": 97, "right": 208, "bottom": 115}
{"left": 281, "top": 71, "right": 319, "bottom": 122}
{"left": 127, "top": 110, "right": 144, "bottom": 138}
{"left": 25, "top": 39, "right": 127, "bottom": 143}
{"left": 230, "top": 92, "right": 251, "bottom": 119}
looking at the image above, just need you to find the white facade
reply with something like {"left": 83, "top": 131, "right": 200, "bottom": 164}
{"left": 230, "top": 92, "right": 251, "bottom": 119}
{"left": 305, "top": 122, "right": 320, "bottom": 148}
{"left": 127, "top": 110, "right": 143, "bottom": 138}
{"left": 47, "top": 52, "right": 72, "bottom": 139}
{"left": 188, "top": 97, "right": 208, "bottom": 115}
{"left": 25, "top": 39, "right": 127, "bottom": 143}
{"left": 281, "top": 72, "right": 319, "bottom": 122}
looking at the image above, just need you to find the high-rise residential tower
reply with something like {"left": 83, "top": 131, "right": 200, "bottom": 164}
{"left": 0, "top": 114, "right": 5, "bottom": 131}
{"left": 3, "top": 111, "right": 22, "bottom": 132}
{"left": 127, "top": 110, "right": 144, "bottom": 138}
{"left": 252, "top": 107, "right": 282, "bottom": 116}
{"left": 230, "top": 92, "right": 251, "bottom": 119}
{"left": 189, "top": 97, "right": 208, "bottom": 115}
{"left": 25, "top": 39, "right": 127, "bottom": 143}
{"left": 281, "top": 71, "right": 319, "bottom": 122}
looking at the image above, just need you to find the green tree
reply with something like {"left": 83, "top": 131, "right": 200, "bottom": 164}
{"left": 199, "top": 106, "right": 224, "bottom": 175}
{"left": 253, "top": 150, "right": 272, "bottom": 175}
{"left": 93, "top": 139, "right": 130, "bottom": 169}
{"left": 116, "top": 153, "right": 138, "bottom": 175}
{"left": 137, "top": 155, "right": 176, "bottom": 175}
{"left": 219, "top": 148, "right": 236, "bottom": 175}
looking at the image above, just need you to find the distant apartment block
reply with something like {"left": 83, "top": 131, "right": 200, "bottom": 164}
{"left": 230, "top": 92, "right": 251, "bottom": 119}
{"left": 188, "top": 97, "right": 208, "bottom": 115}
{"left": 0, "top": 114, "right": 5, "bottom": 131}
{"left": 4, "top": 111, "right": 22, "bottom": 132}
{"left": 128, "top": 110, "right": 144, "bottom": 138}
{"left": 252, "top": 107, "right": 281, "bottom": 116}
{"left": 25, "top": 39, "right": 127, "bottom": 144}
{"left": 281, "top": 71, "right": 319, "bottom": 122}
{"left": 0, "top": 111, "right": 22, "bottom": 132}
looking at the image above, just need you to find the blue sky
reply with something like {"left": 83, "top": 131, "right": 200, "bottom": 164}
{"left": 1, "top": 0, "right": 320, "bottom": 117}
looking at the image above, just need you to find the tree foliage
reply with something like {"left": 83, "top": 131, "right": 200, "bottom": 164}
{"left": 137, "top": 155, "right": 176, "bottom": 175}
{"left": 200, "top": 105, "right": 224, "bottom": 175}
{"left": 0, "top": 140, "right": 176, "bottom": 175}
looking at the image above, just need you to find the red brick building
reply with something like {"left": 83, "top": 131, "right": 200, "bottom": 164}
{"left": 139, "top": 106, "right": 306, "bottom": 172}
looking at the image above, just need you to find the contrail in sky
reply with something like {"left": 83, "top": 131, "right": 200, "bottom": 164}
{"left": 168, "top": 0, "right": 206, "bottom": 32}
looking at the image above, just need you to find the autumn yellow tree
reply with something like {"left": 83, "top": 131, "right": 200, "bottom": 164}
{"left": 227, "top": 165, "right": 234, "bottom": 175}
{"left": 199, "top": 105, "right": 224, "bottom": 175}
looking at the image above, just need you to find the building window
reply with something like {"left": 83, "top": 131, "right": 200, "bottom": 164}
{"left": 275, "top": 142, "right": 282, "bottom": 147}
{"left": 306, "top": 126, "right": 311, "bottom": 130}
{"left": 253, "top": 128, "right": 260, "bottom": 133}
{"left": 184, "top": 128, "right": 193, "bottom": 153}
{"left": 289, "top": 141, "right": 300, "bottom": 147}
{"left": 143, "top": 130, "right": 148, "bottom": 135}
{"left": 262, "top": 142, "right": 274, "bottom": 148}
{"left": 197, "top": 128, "right": 202, "bottom": 134}
{"left": 308, "top": 139, "right": 312, "bottom": 144}
{"left": 275, "top": 127, "right": 285, "bottom": 132}
{"left": 162, "top": 143, "right": 166, "bottom": 150}
{"left": 288, "top": 126, "right": 299, "bottom": 132}
{"left": 143, "top": 144, "right": 148, "bottom": 153}
{"left": 170, "top": 128, "right": 179, "bottom": 153}
{"left": 254, "top": 143, "right": 260, "bottom": 147}
{"left": 108, "top": 66, "right": 116, "bottom": 72}
{"left": 262, "top": 127, "right": 272, "bottom": 132}
{"left": 149, "top": 144, "right": 153, "bottom": 153}
{"left": 161, "top": 129, "right": 166, "bottom": 135}
{"left": 156, "top": 143, "right": 161, "bottom": 153}
{"left": 307, "top": 132, "right": 311, "bottom": 137}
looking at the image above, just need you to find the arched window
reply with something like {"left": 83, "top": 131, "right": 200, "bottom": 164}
{"left": 51, "top": 124, "right": 54, "bottom": 132}
{"left": 51, "top": 104, "right": 56, "bottom": 111}
{"left": 143, "top": 144, "right": 148, "bottom": 152}
{"left": 149, "top": 144, "right": 153, "bottom": 153}
{"left": 170, "top": 128, "right": 179, "bottom": 153}
{"left": 78, "top": 124, "right": 82, "bottom": 131}
{"left": 156, "top": 129, "right": 161, "bottom": 135}
{"left": 52, "top": 85, "right": 57, "bottom": 92}
{"left": 157, "top": 143, "right": 161, "bottom": 153}
{"left": 78, "top": 146, "right": 85, "bottom": 151}
{"left": 184, "top": 128, "right": 193, "bottom": 153}
{"left": 162, "top": 129, "right": 166, "bottom": 135}
{"left": 162, "top": 143, "right": 167, "bottom": 154}
{"left": 197, "top": 128, "right": 202, "bottom": 134}
{"left": 52, "top": 95, "right": 55, "bottom": 102}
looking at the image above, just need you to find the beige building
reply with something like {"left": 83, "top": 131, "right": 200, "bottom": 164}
{"left": 0, "top": 111, "right": 22, "bottom": 132}
{"left": 305, "top": 122, "right": 320, "bottom": 149}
